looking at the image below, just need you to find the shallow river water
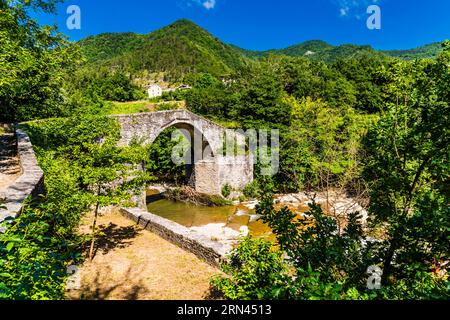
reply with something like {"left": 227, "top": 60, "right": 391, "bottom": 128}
{"left": 146, "top": 187, "right": 367, "bottom": 246}
{"left": 146, "top": 189, "right": 274, "bottom": 241}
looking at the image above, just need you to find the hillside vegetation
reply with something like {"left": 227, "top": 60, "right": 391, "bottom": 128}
{"left": 79, "top": 19, "right": 251, "bottom": 79}
{"left": 384, "top": 42, "right": 443, "bottom": 60}
{"left": 78, "top": 20, "right": 445, "bottom": 75}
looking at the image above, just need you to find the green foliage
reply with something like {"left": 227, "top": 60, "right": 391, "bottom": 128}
{"left": 212, "top": 196, "right": 374, "bottom": 300}
{"left": 0, "top": 0, "right": 83, "bottom": 122}
{"left": 362, "top": 49, "right": 450, "bottom": 286}
{"left": 165, "top": 186, "right": 231, "bottom": 207}
{"left": 384, "top": 42, "right": 444, "bottom": 60}
{"left": 259, "top": 194, "right": 369, "bottom": 288}
{"left": 65, "top": 69, "right": 145, "bottom": 105}
{"left": 185, "top": 84, "right": 233, "bottom": 119}
{"left": 145, "top": 128, "right": 187, "bottom": 184}
{"left": 231, "top": 64, "right": 292, "bottom": 126}
{"left": 186, "top": 59, "right": 292, "bottom": 126}
{"left": 184, "top": 72, "right": 221, "bottom": 89}
{"left": 278, "top": 43, "right": 384, "bottom": 64}
{"left": 243, "top": 178, "right": 275, "bottom": 199}
{"left": 183, "top": 55, "right": 382, "bottom": 192}
{"left": 0, "top": 115, "right": 151, "bottom": 299}
{"left": 77, "top": 19, "right": 444, "bottom": 87}
{"left": 275, "top": 40, "right": 333, "bottom": 57}
{"left": 242, "top": 181, "right": 262, "bottom": 199}
{"left": 239, "top": 39, "right": 443, "bottom": 62}
{"left": 107, "top": 101, "right": 149, "bottom": 115}
{"left": 333, "top": 54, "right": 389, "bottom": 113}
{"left": 277, "top": 96, "right": 377, "bottom": 191}
{"left": 2, "top": 5, "right": 449, "bottom": 301}
{"left": 210, "top": 237, "right": 290, "bottom": 300}
{"left": 221, "top": 184, "right": 232, "bottom": 198}
{"left": 212, "top": 47, "right": 450, "bottom": 301}
{"left": 213, "top": 190, "right": 448, "bottom": 300}
{"left": 79, "top": 32, "right": 145, "bottom": 63}
{"left": 0, "top": 157, "right": 86, "bottom": 299}
{"left": 78, "top": 19, "right": 251, "bottom": 81}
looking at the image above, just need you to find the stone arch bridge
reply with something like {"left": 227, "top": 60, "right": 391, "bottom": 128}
{"left": 114, "top": 110, "right": 253, "bottom": 195}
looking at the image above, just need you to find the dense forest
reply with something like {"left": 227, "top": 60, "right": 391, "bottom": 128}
{"left": 0, "top": 0, "right": 449, "bottom": 300}
{"left": 78, "top": 19, "right": 444, "bottom": 74}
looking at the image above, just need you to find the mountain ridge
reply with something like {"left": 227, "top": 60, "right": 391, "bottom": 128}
{"left": 77, "top": 19, "right": 446, "bottom": 76}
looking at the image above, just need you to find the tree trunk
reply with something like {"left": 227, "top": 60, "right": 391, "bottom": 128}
{"left": 89, "top": 200, "right": 101, "bottom": 261}
{"left": 381, "top": 239, "right": 397, "bottom": 285}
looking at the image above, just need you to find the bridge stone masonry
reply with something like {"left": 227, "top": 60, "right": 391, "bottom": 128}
{"left": 114, "top": 110, "right": 254, "bottom": 195}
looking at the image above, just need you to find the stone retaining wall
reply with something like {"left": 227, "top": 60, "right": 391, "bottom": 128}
{"left": 0, "top": 129, "right": 44, "bottom": 231}
{"left": 120, "top": 207, "right": 229, "bottom": 267}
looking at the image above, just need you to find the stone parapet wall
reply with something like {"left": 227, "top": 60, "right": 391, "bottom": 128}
{"left": 0, "top": 129, "right": 44, "bottom": 231}
{"left": 120, "top": 207, "right": 229, "bottom": 267}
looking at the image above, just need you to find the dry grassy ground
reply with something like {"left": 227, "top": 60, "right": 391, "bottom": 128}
{"left": 67, "top": 210, "right": 220, "bottom": 300}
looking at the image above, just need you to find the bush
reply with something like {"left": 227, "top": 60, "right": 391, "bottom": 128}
{"left": 210, "top": 237, "right": 290, "bottom": 300}
{"left": 221, "top": 184, "right": 232, "bottom": 198}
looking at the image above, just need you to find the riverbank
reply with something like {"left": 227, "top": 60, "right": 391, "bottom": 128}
{"left": 67, "top": 209, "right": 219, "bottom": 300}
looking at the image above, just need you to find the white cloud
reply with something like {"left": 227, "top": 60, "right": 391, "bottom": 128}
{"left": 183, "top": 0, "right": 217, "bottom": 10}
{"left": 333, "top": 0, "right": 383, "bottom": 18}
{"left": 202, "top": 0, "right": 216, "bottom": 10}
{"left": 340, "top": 7, "right": 349, "bottom": 16}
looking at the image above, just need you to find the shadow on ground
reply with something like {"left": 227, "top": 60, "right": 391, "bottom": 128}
{"left": 92, "top": 223, "right": 140, "bottom": 257}
{"left": 70, "top": 265, "right": 149, "bottom": 300}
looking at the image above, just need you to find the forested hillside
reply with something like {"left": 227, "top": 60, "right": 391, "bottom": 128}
{"left": 78, "top": 19, "right": 444, "bottom": 75}
{"left": 240, "top": 41, "right": 443, "bottom": 62}
{"left": 79, "top": 19, "right": 251, "bottom": 79}
{"left": 384, "top": 42, "right": 443, "bottom": 60}
{"left": 79, "top": 32, "right": 146, "bottom": 62}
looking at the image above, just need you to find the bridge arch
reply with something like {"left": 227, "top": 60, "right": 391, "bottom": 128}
{"left": 114, "top": 110, "right": 253, "bottom": 195}
{"left": 151, "top": 119, "right": 215, "bottom": 161}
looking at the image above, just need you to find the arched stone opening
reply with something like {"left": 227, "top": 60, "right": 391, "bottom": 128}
{"left": 115, "top": 110, "right": 254, "bottom": 195}
{"left": 151, "top": 121, "right": 216, "bottom": 187}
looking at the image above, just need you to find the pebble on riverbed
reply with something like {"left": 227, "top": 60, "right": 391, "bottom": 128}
{"left": 189, "top": 223, "right": 250, "bottom": 243}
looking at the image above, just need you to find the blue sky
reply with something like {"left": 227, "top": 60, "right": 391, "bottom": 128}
{"left": 33, "top": 0, "right": 450, "bottom": 50}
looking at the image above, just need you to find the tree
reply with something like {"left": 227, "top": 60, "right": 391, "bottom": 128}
{"left": 0, "top": 0, "right": 82, "bottom": 122}
{"left": 333, "top": 53, "right": 389, "bottom": 113}
{"left": 210, "top": 45, "right": 450, "bottom": 300}
{"left": 229, "top": 62, "right": 291, "bottom": 127}
{"left": 32, "top": 115, "right": 151, "bottom": 261}
{"left": 211, "top": 192, "right": 373, "bottom": 300}
{"left": 363, "top": 47, "right": 450, "bottom": 287}
{"left": 276, "top": 96, "right": 376, "bottom": 193}
{"left": 0, "top": 115, "right": 151, "bottom": 299}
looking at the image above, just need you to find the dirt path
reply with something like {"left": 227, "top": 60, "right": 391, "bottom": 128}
{"left": 0, "top": 125, "right": 20, "bottom": 192}
{"left": 67, "top": 210, "right": 220, "bottom": 300}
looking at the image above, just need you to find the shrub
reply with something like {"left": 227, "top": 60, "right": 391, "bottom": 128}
{"left": 221, "top": 184, "right": 232, "bottom": 198}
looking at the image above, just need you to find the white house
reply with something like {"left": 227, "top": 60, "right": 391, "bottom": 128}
{"left": 147, "top": 84, "right": 163, "bottom": 99}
